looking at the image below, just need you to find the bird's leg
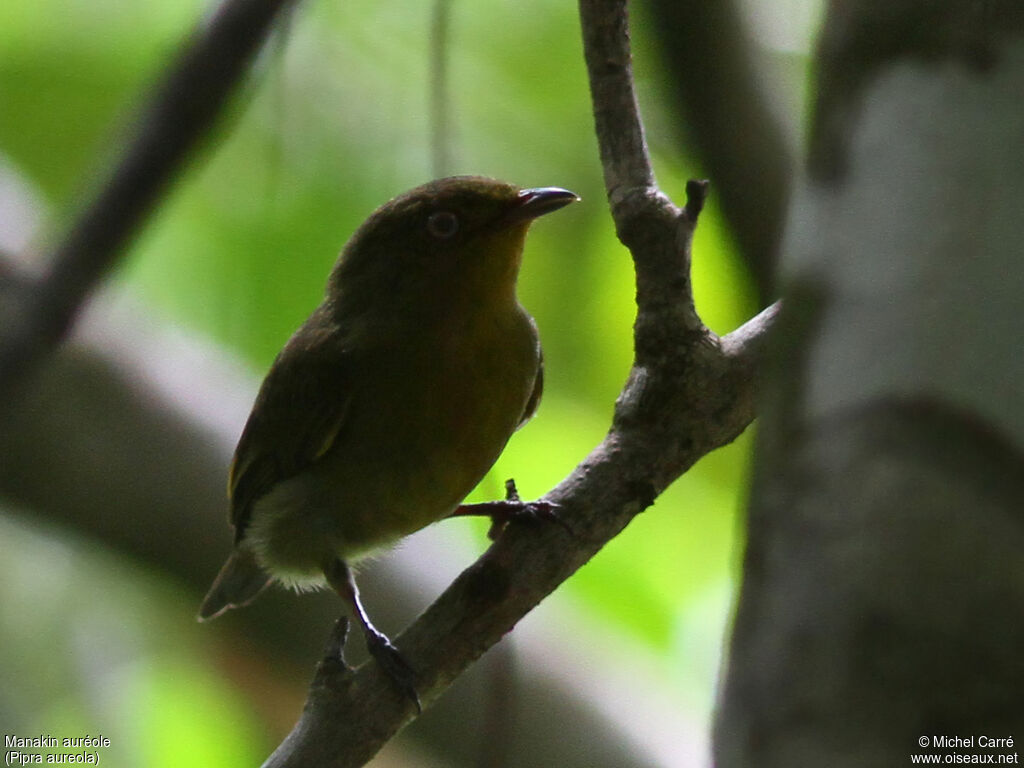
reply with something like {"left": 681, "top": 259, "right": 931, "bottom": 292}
{"left": 449, "top": 478, "right": 575, "bottom": 540}
{"left": 323, "top": 558, "right": 421, "bottom": 713}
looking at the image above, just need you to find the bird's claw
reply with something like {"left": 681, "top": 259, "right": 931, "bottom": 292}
{"left": 365, "top": 629, "right": 422, "bottom": 713}
{"left": 485, "top": 499, "right": 578, "bottom": 540}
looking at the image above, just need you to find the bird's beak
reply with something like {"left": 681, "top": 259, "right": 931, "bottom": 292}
{"left": 507, "top": 187, "right": 580, "bottom": 223}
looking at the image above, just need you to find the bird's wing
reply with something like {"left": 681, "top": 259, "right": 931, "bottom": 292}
{"left": 228, "top": 337, "right": 352, "bottom": 543}
{"left": 516, "top": 349, "right": 543, "bottom": 429}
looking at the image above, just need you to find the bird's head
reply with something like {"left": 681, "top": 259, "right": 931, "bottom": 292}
{"left": 326, "top": 176, "right": 577, "bottom": 317}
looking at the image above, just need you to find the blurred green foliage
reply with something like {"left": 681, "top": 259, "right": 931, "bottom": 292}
{"left": 0, "top": 515, "right": 267, "bottom": 767}
{"left": 0, "top": 0, "right": 810, "bottom": 762}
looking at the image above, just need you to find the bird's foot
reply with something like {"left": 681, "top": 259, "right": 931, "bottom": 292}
{"left": 493, "top": 498, "right": 572, "bottom": 540}
{"left": 453, "top": 499, "right": 577, "bottom": 540}
{"left": 450, "top": 480, "right": 579, "bottom": 539}
{"left": 365, "top": 628, "right": 422, "bottom": 713}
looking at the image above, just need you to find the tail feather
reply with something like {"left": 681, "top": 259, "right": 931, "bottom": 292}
{"left": 198, "top": 549, "right": 273, "bottom": 621}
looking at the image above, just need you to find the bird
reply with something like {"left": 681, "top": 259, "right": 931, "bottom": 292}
{"left": 198, "top": 175, "right": 578, "bottom": 705}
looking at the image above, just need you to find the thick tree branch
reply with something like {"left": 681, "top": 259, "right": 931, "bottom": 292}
{"left": 262, "top": 1, "right": 778, "bottom": 765}
{"left": 0, "top": 0, "right": 295, "bottom": 399}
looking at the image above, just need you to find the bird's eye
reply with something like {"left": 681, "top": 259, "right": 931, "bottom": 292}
{"left": 426, "top": 211, "right": 460, "bottom": 239}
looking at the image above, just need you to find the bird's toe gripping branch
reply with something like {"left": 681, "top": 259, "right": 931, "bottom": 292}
{"left": 363, "top": 628, "right": 421, "bottom": 713}
{"left": 449, "top": 478, "right": 579, "bottom": 540}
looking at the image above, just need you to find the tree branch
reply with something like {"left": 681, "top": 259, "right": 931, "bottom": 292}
{"left": 646, "top": 0, "right": 794, "bottom": 300}
{"left": 721, "top": 300, "right": 782, "bottom": 371}
{"left": 0, "top": 0, "right": 296, "bottom": 399}
{"left": 261, "top": 1, "right": 778, "bottom": 765}
{"left": 579, "top": 0, "right": 655, "bottom": 193}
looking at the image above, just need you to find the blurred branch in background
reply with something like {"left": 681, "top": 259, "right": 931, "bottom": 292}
{"left": 429, "top": 0, "right": 455, "bottom": 177}
{"left": 646, "top": 0, "right": 794, "bottom": 300}
{"left": 0, "top": 0, "right": 295, "bottom": 399}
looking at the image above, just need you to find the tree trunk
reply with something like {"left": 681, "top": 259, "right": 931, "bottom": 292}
{"left": 715, "top": 3, "right": 1024, "bottom": 765}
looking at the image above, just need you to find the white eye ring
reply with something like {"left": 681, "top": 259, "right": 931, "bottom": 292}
{"left": 426, "top": 211, "right": 459, "bottom": 239}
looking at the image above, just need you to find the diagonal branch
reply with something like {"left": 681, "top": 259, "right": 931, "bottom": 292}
{"left": 260, "top": 1, "right": 779, "bottom": 766}
{"left": 0, "top": 0, "right": 296, "bottom": 399}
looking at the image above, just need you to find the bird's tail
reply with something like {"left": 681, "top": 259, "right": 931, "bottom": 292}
{"left": 198, "top": 548, "right": 273, "bottom": 621}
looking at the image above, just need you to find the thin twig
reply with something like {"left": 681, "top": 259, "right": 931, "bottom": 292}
{"left": 0, "top": 0, "right": 296, "bottom": 398}
{"left": 721, "top": 300, "right": 782, "bottom": 365}
{"left": 578, "top": 0, "right": 654, "bottom": 194}
{"left": 429, "top": 0, "right": 455, "bottom": 177}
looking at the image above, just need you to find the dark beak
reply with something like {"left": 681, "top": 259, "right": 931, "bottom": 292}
{"left": 508, "top": 187, "right": 580, "bottom": 223}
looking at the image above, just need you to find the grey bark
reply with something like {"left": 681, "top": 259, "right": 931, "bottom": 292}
{"left": 715, "top": 3, "right": 1024, "bottom": 765}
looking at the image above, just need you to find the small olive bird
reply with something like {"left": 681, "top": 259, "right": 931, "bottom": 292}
{"left": 199, "top": 176, "right": 577, "bottom": 704}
